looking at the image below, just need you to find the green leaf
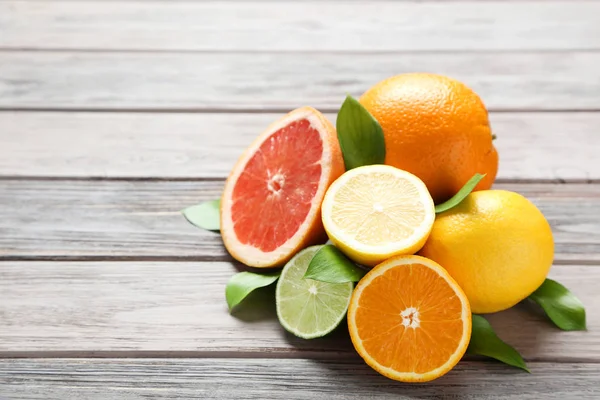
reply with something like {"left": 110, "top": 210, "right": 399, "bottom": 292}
{"left": 303, "top": 245, "right": 366, "bottom": 283}
{"left": 225, "top": 271, "right": 281, "bottom": 312}
{"left": 435, "top": 173, "right": 485, "bottom": 213}
{"left": 182, "top": 199, "right": 221, "bottom": 231}
{"left": 529, "top": 279, "right": 586, "bottom": 331}
{"left": 336, "top": 95, "right": 386, "bottom": 170}
{"left": 468, "top": 315, "right": 529, "bottom": 372}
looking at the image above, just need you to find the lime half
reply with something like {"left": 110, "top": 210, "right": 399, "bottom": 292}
{"left": 276, "top": 246, "right": 354, "bottom": 339}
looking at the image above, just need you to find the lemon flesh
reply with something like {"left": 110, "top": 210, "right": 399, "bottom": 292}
{"left": 322, "top": 165, "right": 435, "bottom": 266}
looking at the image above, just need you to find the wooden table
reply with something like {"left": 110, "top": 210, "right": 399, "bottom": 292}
{"left": 1, "top": 1, "right": 599, "bottom": 398}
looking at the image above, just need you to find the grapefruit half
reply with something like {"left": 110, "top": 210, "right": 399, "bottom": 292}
{"left": 221, "top": 107, "right": 344, "bottom": 268}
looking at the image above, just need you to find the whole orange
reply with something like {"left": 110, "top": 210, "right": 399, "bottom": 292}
{"left": 359, "top": 73, "right": 498, "bottom": 203}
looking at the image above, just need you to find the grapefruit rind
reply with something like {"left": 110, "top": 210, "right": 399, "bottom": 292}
{"left": 221, "top": 107, "right": 343, "bottom": 268}
{"left": 347, "top": 255, "right": 472, "bottom": 382}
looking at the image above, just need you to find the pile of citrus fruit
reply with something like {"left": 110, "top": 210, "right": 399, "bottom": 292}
{"left": 185, "top": 73, "right": 584, "bottom": 383}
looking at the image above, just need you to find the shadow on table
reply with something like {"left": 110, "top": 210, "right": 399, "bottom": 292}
{"left": 229, "top": 284, "right": 278, "bottom": 323}
{"left": 277, "top": 306, "right": 542, "bottom": 397}
{"left": 485, "top": 299, "right": 557, "bottom": 358}
{"left": 224, "top": 261, "right": 560, "bottom": 397}
{"left": 297, "top": 357, "right": 529, "bottom": 399}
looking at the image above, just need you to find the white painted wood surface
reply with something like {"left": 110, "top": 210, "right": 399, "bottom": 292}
{"left": 1, "top": 51, "right": 599, "bottom": 111}
{"left": 1, "top": 0, "right": 599, "bottom": 396}
{"left": 0, "top": 262, "right": 596, "bottom": 360}
{"left": 0, "top": 181, "right": 599, "bottom": 261}
{"left": 2, "top": 2, "right": 599, "bottom": 51}
{"left": 1, "top": 359, "right": 600, "bottom": 399}
{"left": 0, "top": 112, "right": 598, "bottom": 180}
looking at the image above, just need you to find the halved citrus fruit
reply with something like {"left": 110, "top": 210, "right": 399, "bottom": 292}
{"left": 276, "top": 246, "right": 353, "bottom": 339}
{"left": 221, "top": 107, "right": 344, "bottom": 268}
{"left": 321, "top": 165, "right": 435, "bottom": 266}
{"left": 348, "top": 255, "right": 471, "bottom": 382}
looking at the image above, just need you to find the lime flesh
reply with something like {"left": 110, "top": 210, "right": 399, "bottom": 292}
{"left": 276, "top": 246, "right": 353, "bottom": 339}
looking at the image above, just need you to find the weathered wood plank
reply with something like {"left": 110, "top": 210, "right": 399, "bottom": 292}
{"left": 0, "top": 179, "right": 228, "bottom": 260}
{"left": 2, "top": 2, "right": 599, "bottom": 51}
{"left": 1, "top": 52, "right": 599, "bottom": 111}
{"left": 1, "top": 359, "right": 599, "bottom": 400}
{"left": 0, "top": 263, "right": 597, "bottom": 360}
{"left": 0, "top": 181, "right": 599, "bottom": 261}
{"left": 1, "top": 111, "right": 598, "bottom": 181}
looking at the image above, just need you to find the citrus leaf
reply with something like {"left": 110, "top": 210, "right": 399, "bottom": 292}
{"left": 336, "top": 95, "right": 386, "bottom": 170}
{"left": 225, "top": 271, "right": 281, "bottom": 312}
{"left": 529, "top": 279, "right": 586, "bottom": 331}
{"left": 435, "top": 173, "right": 485, "bottom": 213}
{"left": 303, "top": 245, "right": 366, "bottom": 283}
{"left": 468, "top": 315, "right": 530, "bottom": 372}
{"left": 182, "top": 199, "right": 220, "bottom": 231}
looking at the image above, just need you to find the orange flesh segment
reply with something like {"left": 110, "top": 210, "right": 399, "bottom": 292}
{"left": 231, "top": 119, "right": 323, "bottom": 252}
{"left": 355, "top": 262, "right": 464, "bottom": 374}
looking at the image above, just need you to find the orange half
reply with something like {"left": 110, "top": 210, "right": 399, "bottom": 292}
{"left": 348, "top": 255, "right": 471, "bottom": 382}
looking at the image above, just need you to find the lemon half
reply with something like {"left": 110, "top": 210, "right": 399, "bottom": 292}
{"left": 321, "top": 165, "right": 435, "bottom": 266}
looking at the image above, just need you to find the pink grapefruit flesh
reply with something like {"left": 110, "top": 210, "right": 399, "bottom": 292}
{"left": 221, "top": 107, "right": 344, "bottom": 268}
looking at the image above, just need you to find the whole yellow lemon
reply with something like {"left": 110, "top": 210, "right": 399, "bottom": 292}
{"left": 419, "top": 190, "right": 554, "bottom": 314}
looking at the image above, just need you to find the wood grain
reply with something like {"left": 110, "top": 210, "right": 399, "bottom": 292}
{"left": 0, "top": 179, "right": 229, "bottom": 260}
{"left": 0, "top": 262, "right": 596, "bottom": 360}
{"left": 1, "top": 0, "right": 598, "bottom": 395}
{"left": 1, "top": 111, "right": 599, "bottom": 180}
{"left": 1, "top": 52, "right": 599, "bottom": 111}
{"left": 2, "top": 1, "right": 599, "bottom": 51}
{"left": 1, "top": 359, "right": 600, "bottom": 400}
{"left": 0, "top": 180, "right": 599, "bottom": 261}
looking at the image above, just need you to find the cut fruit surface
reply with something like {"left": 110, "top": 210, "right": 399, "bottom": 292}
{"left": 321, "top": 165, "right": 435, "bottom": 266}
{"left": 276, "top": 246, "right": 353, "bottom": 339}
{"left": 348, "top": 255, "right": 471, "bottom": 382}
{"left": 221, "top": 107, "right": 344, "bottom": 268}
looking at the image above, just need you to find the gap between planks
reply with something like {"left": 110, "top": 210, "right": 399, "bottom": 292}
{"left": 3, "top": 107, "right": 600, "bottom": 113}
{"left": 1, "top": 177, "right": 600, "bottom": 184}
{"left": 1, "top": 352, "right": 600, "bottom": 364}
{"left": 1, "top": 256, "right": 600, "bottom": 265}
{"left": 5, "top": 48, "right": 600, "bottom": 55}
